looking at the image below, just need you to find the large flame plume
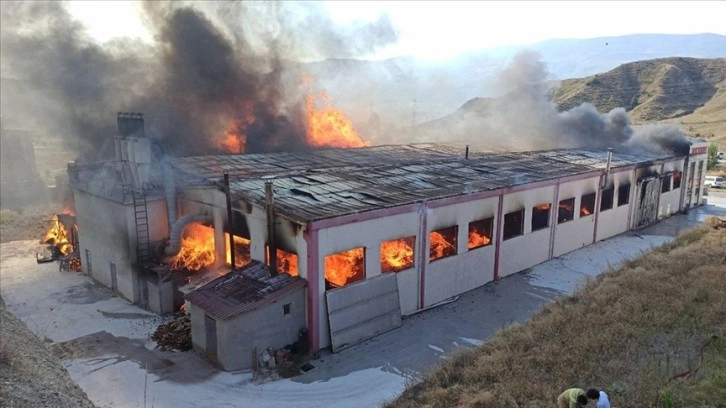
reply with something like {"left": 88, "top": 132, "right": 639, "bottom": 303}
{"left": 170, "top": 224, "right": 216, "bottom": 271}
{"left": 42, "top": 214, "right": 75, "bottom": 256}
{"left": 325, "top": 247, "right": 365, "bottom": 288}
{"left": 305, "top": 90, "right": 369, "bottom": 149}
{"left": 381, "top": 237, "right": 415, "bottom": 273}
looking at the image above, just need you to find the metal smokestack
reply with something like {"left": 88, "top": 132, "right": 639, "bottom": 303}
{"left": 602, "top": 147, "right": 613, "bottom": 188}
{"left": 465, "top": 145, "right": 469, "bottom": 159}
{"left": 265, "top": 179, "right": 277, "bottom": 276}
{"left": 224, "top": 173, "right": 235, "bottom": 269}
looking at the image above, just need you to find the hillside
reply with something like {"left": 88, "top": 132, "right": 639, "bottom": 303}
{"left": 386, "top": 218, "right": 726, "bottom": 408}
{"left": 552, "top": 57, "right": 726, "bottom": 147}
{"left": 413, "top": 57, "right": 726, "bottom": 151}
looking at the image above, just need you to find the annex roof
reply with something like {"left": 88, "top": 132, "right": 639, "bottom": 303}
{"left": 171, "top": 144, "right": 678, "bottom": 224}
{"left": 185, "top": 261, "right": 307, "bottom": 320}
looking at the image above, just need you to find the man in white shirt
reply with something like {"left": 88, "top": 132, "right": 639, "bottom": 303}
{"left": 587, "top": 388, "right": 611, "bottom": 408}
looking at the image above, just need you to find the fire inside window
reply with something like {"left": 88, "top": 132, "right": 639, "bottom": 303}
{"left": 531, "top": 203, "right": 551, "bottom": 232}
{"left": 618, "top": 184, "right": 630, "bottom": 206}
{"left": 662, "top": 174, "right": 672, "bottom": 193}
{"left": 468, "top": 218, "right": 493, "bottom": 250}
{"left": 224, "top": 233, "right": 251, "bottom": 268}
{"left": 673, "top": 170, "right": 682, "bottom": 189}
{"left": 266, "top": 247, "right": 299, "bottom": 277}
{"left": 429, "top": 226, "right": 457, "bottom": 261}
{"left": 558, "top": 198, "right": 575, "bottom": 223}
{"left": 171, "top": 224, "right": 216, "bottom": 271}
{"left": 503, "top": 209, "right": 524, "bottom": 240}
{"left": 580, "top": 193, "right": 596, "bottom": 217}
{"left": 324, "top": 247, "right": 365, "bottom": 290}
{"left": 380, "top": 236, "right": 415, "bottom": 273}
{"left": 600, "top": 188, "right": 614, "bottom": 211}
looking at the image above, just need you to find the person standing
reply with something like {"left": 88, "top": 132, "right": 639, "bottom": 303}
{"left": 587, "top": 388, "right": 611, "bottom": 408}
{"left": 557, "top": 388, "right": 589, "bottom": 408}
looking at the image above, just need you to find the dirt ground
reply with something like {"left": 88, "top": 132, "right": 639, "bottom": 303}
{"left": 0, "top": 204, "right": 57, "bottom": 243}
{"left": 0, "top": 296, "right": 96, "bottom": 408}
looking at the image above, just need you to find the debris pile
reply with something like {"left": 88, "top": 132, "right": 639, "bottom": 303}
{"left": 151, "top": 314, "right": 192, "bottom": 351}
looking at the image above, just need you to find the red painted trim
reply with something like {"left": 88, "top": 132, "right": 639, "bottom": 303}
{"left": 418, "top": 204, "right": 428, "bottom": 309}
{"left": 549, "top": 179, "right": 560, "bottom": 259}
{"left": 493, "top": 192, "right": 504, "bottom": 281}
{"left": 303, "top": 227, "right": 320, "bottom": 352}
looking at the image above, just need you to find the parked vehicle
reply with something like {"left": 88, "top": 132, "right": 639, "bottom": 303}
{"left": 704, "top": 175, "right": 725, "bottom": 188}
{"left": 719, "top": 152, "right": 724, "bottom": 160}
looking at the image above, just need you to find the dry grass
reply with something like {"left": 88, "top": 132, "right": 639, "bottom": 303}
{"left": 386, "top": 218, "right": 726, "bottom": 408}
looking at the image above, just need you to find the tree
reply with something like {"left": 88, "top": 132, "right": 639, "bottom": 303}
{"left": 706, "top": 143, "right": 719, "bottom": 171}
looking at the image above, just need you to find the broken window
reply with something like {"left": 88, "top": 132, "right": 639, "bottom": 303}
{"left": 380, "top": 236, "right": 415, "bottom": 273}
{"left": 558, "top": 198, "right": 575, "bottom": 223}
{"left": 429, "top": 226, "right": 457, "bottom": 261}
{"left": 673, "top": 170, "right": 682, "bottom": 189}
{"left": 503, "top": 209, "right": 524, "bottom": 240}
{"left": 618, "top": 184, "right": 630, "bottom": 206}
{"left": 225, "top": 233, "right": 251, "bottom": 268}
{"left": 580, "top": 193, "right": 596, "bottom": 217}
{"left": 468, "top": 218, "right": 493, "bottom": 250}
{"left": 600, "top": 188, "right": 614, "bottom": 211}
{"left": 325, "top": 247, "right": 365, "bottom": 289}
{"left": 266, "top": 247, "right": 299, "bottom": 277}
{"left": 661, "top": 174, "right": 672, "bottom": 193}
{"left": 531, "top": 203, "right": 551, "bottom": 232}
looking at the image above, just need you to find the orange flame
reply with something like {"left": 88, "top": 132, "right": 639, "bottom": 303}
{"left": 468, "top": 230, "right": 491, "bottom": 249}
{"left": 381, "top": 237, "right": 415, "bottom": 273}
{"left": 273, "top": 249, "right": 299, "bottom": 277}
{"left": 581, "top": 207, "right": 592, "bottom": 216}
{"left": 325, "top": 247, "right": 365, "bottom": 288}
{"left": 535, "top": 203, "right": 551, "bottom": 211}
{"left": 170, "top": 224, "right": 216, "bottom": 271}
{"left": 304, "top": 76, "right": 369, "bottom": 148}
{"left": 219, "top": 102, "right": 254, "bottom": 153}
{"left": 42, "top": 215, "right": 74, "bottom": 256}
{"left": 429, "top": 230, "right": 457, "bottom": 261}
{"left": 224, "top": 233, "right": 251, "bottom": 268}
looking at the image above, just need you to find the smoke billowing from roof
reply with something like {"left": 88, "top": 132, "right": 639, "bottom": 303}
{"left": 420, "top": 50, "right": 691, "bottom": 155}
{"left": 0, "top": 1, "right": 397, "bottom": 159}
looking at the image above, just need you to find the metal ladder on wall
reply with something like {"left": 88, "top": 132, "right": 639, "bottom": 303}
{"left": 133, "top": 189, "right": 151, "bottom": 264}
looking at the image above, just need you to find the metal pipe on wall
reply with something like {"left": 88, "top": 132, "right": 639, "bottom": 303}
{"left": 265, "top": 180, "right": 277, "bottom": 276}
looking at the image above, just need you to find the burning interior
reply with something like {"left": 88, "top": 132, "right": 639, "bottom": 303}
{"left": 325, "top": 247, "right": 365, "bottom": 289}
{"left": 430, "top": 226, "right": 457, "bottom": 261}
{"left": 380, "top": 236, "right": 416, "bottom": 273}
{"left": 468, "top": 218, "right": 492, "bottom": 250}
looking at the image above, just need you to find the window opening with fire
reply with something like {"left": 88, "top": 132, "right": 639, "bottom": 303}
{"left": 170, "top": 224, "right": 218, "bottom": 271}
{"left": 580, "top": 192, "right": 596, "bottom": 217}
{"left": 325, "top": 247, "right": 365, "bottom": 290}
{"left": 673, "top": 170, "right": 682, "bottom": 189}
{"left": 531, "top": 203, "right": 551, "bottom": 232}
{"left": 429, "top": 226, "right": 457, "bottom": 261}
{"left": 503, "top": 209, "right": 524, "bottom": 240}
{"left": 380, "top": 236, "right": 415, "bottom": 273}
{"left": 661, "top": 174, "right": 672, "bottom": 193}
{"left": 558, "top": 198, "right": 575, "bottom": 223}
{"left": 266, "top": 247, "right": 299, "bottom": 277}
{"left": 468, "top": 218, "right": 492, "bottom": 250}
{"left": 225, "top": 233, "right": 251, "bottom": 269}
{"left": 618, "top": 184, "right": 630, "bottom": 206}
{"left": 600, "top": 188, "right": 614, "bottom": 211}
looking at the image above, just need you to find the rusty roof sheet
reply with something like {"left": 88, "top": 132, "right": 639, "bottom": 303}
{"left": 185, "top": 261, "right": 307, "bottom": 320}
{"left": 172, "top": 144, "right": 676, "bottom": 224}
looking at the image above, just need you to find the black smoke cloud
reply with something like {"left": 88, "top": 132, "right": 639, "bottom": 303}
{"left": 0, "top": 1, "right": 398, "bottom": 159}
{"left": 418, "top": 50, "right": 690, "bottom": 155}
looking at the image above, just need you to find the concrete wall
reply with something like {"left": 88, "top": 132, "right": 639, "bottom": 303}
{"left": 74, "top": 189, "right": 137, "bottom": 301}
{"left": 596, "top": 169, "right": 634, "bottom": 241}
{"left": 213, "top": 289, "right": 306, "bottom": 371}
{"left": 498, "top": 186, "right": 554, "bottom": 278}
{"left": 552, "top": 176, "right": 600, "bottom": 257}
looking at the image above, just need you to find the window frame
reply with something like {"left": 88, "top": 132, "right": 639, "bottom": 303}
{"left": 503, "top": 209, "right": 525, "bottom": 241}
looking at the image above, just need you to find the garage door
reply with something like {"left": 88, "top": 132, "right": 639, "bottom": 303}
{"left": 326, "top": 273, "right": 402, "bottom": 352}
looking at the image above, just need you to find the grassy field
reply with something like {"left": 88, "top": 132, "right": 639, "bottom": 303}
{"left": 386, "top": 218, "right": 726, "bottom": 408}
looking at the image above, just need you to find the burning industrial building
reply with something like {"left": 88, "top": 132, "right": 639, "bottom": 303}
{"left": 65, "top": 112, "right": 708, "bottom": 370}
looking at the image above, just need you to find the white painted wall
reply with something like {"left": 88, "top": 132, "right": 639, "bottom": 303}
{"left": 498, "top": 185, "right": 555, "bottom": 278}
{"left": 596, "top": 170, "right": 633, "bottom": 241}
{"left": 424, "top": 197, "right": 498, "bottom": 306}
{"left": 552, "top": 176, "right": 600, "bottom": 257}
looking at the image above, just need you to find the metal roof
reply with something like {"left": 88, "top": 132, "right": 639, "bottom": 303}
{"left": 185, "top": 261, "right": 307, "bottom": 320}
{"left": 172, "top": 144, "right": 676, "bottom": 224}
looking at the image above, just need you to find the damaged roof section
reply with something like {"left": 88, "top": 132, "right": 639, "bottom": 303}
{"left": 185, "top": 261, "right": 307, "bottom": 320}
{"left": 172, "top": 144, "right": 677, "bottom": 224}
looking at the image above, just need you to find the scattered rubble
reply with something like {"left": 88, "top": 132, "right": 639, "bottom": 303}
{"left": 151, "top": 313, "right": 192, "bottom": 351}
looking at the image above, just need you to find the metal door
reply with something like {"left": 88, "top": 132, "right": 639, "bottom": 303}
{"left": 634, "top": 177, "right": 660, "bottom": 228}
{"left": 205, "top": 315, "right": 218, "bottom": 363}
